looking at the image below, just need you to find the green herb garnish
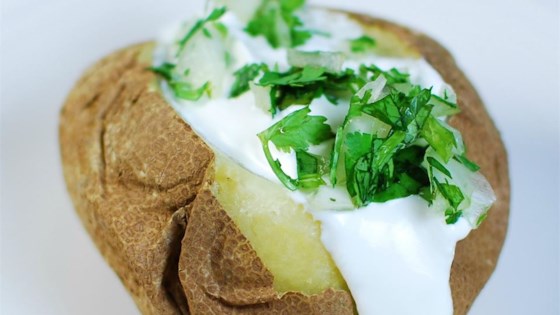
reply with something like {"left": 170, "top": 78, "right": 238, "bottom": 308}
{"left": 148, "top": 63, "right": 176, "bottom": 81}
{"left": 350, "top": 35, "right": 376, "bottom": 53}
{"left": 155, "top": 1, "right": 492, "bottom": 225}
{"left": 253, "top": 66, "right": 361, "bottom": 115}
{"left": 150, "top": 64, "right": 211, "bottom": 101}
{"left": 435, "top": 179, "right": 465, "bottom": 223}
{"left": 360, "top": 65, "right": 410, "bottom": 85}
{"left": 296, "top": 150, "right": 326, "bottom": 189}
{"left": 421, "top": 116, "right": 457, "bottom": 163}
{"left": 246, "top": 0, "right": 312, "bottom": 48}
{"left": 230, "top": 63, "right": 268, "bottom": 98}
{"left": 427, "top": 156, "right": 452, "bottom": 178}
{"left": 149, "top": 6, "right": 227, "bottom": 101}
{"left": 169, "top": 81, "right": 211, "bottom": 101}
{"left": 454, "top": 154, "right": 480, "bottom": 172}
{"left": 177, "top": 7, "right": 227, "bottom": 55}
{"left": 250, "top": 58, "right": 489, "bottom": 224}
{"left": 257, "top": 107, "right": 333, "bottom": 190}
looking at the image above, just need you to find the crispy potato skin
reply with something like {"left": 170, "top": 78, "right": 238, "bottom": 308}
{"left": 60, "top": 13, "right": 509, "bottom": 315}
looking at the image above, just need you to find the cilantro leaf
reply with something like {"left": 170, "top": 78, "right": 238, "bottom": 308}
{"left": 150, "top": 63, "right": 211, "bottom": 102}
{"left": 343, "top": 132, "right": 374, "bottom": 198}
{"left": 439, "top": 182, "right": 464, "bottom": 209}
{"left": 435, "top": 179, "right": 465, "bottom": 223}
{"left": 349, "top": 131, "right": 406, "bottom": 206}
{"left": 214, "top": 22, "right": 229, "bottom": 38}
{"left": 296, "top": 150, "right": 325, "bottom": 189}
{"left": 259, "top": 66, "right": 362, "bottom": 116}
{"left": 170, "top": 81, "right": 211, "bottom": 101}
{"left": 260, "top": 107, "right": 333, "bottom": 152}
{"left": 246, "top": 0, "right": 311, "bottom": 48}
{"left": 476, "top": 212, "right": 488, "bottom": 226}
{"left": 230, "top": 63, "right": 267, "bottom": 98}
{"left": 150, "top": 59, "right": 212, "bottom": 102}
{"left": 149, "top": 63, "right": 176, "bottom": 81}
{"left": 270, "top": 86, "right": 322, "bottom": 114}
{"left": 421, "top": 116, "right": 457, "bottom": 162}
{"left": 454, "top": 154, "right": 481, "bottom": 172}
{"left": 430, "top": 94, "right": 460, "bottom": 117}
{"left": 177, "top": 7, "right": 227, "bottom": 55}
{"left": 360, "top": 90, "right": 405, "bottom": 128}
{"left": 359, "top": 87, "right": 432, "bottom": 140}
{"left": 372, "top": 173, "right": 422, "bottom": 202}
{"left": 259, "top": 66, "right": 328, "bottom": 114}
{"left": 258, "top": 107, "right": 333, "bottom": 190}
{"left": 350, "top": 35, "right": 376, "bottom": 53}
{"left": 329, "top": 126, "right": 344, "bottom": 186}
{"left": 361, "top": 65, "right": 410, "bottom": 85}
{"left": 207, "top": 7, "right": 227, "bottom": 21}
{"left": 373, "top": 131, "right": 407, "bottom": 170}
{"left": 445, "top": 208, "right": 463, "bottom": 224}
{"left": 427, "top": 156, "right": 452, "bottom": 178}
{"left": 260, "top": 66, "right": 327, "bottom": 86}
{"left": 403, "top": 88, "right": 432, "bottom": 130}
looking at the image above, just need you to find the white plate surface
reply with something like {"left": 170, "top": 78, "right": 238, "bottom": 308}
{"left": 1, "top": 0, "right": 559, "bottom": 314}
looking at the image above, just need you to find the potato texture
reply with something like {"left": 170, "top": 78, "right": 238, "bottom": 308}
{"left": 214, "top": 154, "right": 347, "bottom": 294}
{"left": 60, "top": 11, "right": 509, "bottom": 315}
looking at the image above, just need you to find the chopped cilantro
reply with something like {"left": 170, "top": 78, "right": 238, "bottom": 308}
{"left": 296, "top": 150, "right": 325, "bottom": 189}
{"left": 232, "top": 65, "right": 406, "bottom": 115}
{"left": 260, "top": 66, "right": 327, "bottom": 86}
{"left": 358, "top": 87, "right": 433, "bottom": 142}
{"left": 435, "top": 179, "right": 465, "bottom": 223}
{"left": 170, "top": 81, "right": 211, "bottom": 101}
{"left": 214, "top": 22, "right": 229, "bottom": 38}
{"left": 239, "top": 60, "right": 487, "bottom": 224}
{"left": 177, "top": 7, "right": 227, "bottom": 55}
{"left": 151, "top": 3, "right": 492, "bottom": 225}
{"left": 350, "top": 35, "right": 376, "bottom": 53}
{"left": 224, "top": 51, "right": 233, "bottom": 67}
{"left": 361, "top": 65, "right": 410, "bottom": 85}
{"left": 421, "top": 116, "right": 457, "bottom": 162}
{"left": 427, "top": 156, "right": 452, "bottom": 178}
{"left": 445, "top": 208, "right": 463, "bottom": 224}
{"left": 328, "top": 126, "right": 345, "bottom": 186}
{"left": 476, "top": 212, "right": 488, "bottom": 226}
{"left": 148, "top": 63, "right": 176, "bottom": 81}
{"left": 259, "top": 107, "right": 333, "bottom": 152}
{"left": 230, "top": 63, "right": 268, "bottom": 98}
{"left": 246, "top": 0, "right": 311, "bottom": 48}
{"left": 260, "top": 66, "right": 327, "bottom": 114}
{"left": 258, "top": 66, "right": 360, "bottom": 115}
{"left": 342, "top": 132, "right": 374, "bottom": 198}
{"left": 454, "top": 154, "right": 481, "bottom": 172}
{"left": 428, "top": 176, "right": 466, "bottom": 224}
{"left": 150, "top": 64, "right": 210, "bottom": 101}
{"left": 258, "top": 107, "right": 333, "bottom": 190}
{"left": 430, "top": 94, "right": 460, "bottom": 117}
{"left": 372, "top": 173, "right": 423, "bottom": 202}
{"left": 349, "top": 131, "right": 406, "bottom": 206}
{"left": 360, "top": 90, "right": 408, "bottom": 128}
{"left": 151, "top": 8, "right": 227, "bottom": 103}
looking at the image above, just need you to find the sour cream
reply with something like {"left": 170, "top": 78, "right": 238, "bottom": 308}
{"left": 156, "top": 8, "right": 473, "bottom": 315}
{"left": 316, "top": 196, "right": 471, "bottom": 315}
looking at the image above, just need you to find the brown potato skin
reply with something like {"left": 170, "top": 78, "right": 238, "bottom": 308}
{"left": 60, "top": 13, "right": 509, "bottom": 315}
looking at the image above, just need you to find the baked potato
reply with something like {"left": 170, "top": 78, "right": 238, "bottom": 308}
{"left": 59, "top": 7, "right": 509, "bottom": 315}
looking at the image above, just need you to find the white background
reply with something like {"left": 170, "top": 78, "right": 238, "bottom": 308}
{"left": 1, "top": 0, "right": 558, "bottom": 314}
